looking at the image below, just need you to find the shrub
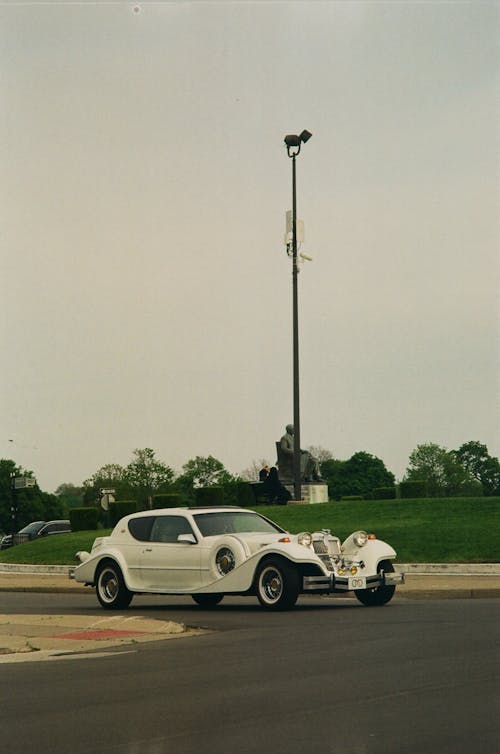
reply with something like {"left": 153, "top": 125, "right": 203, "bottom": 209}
{"left": 194, "top": 486, "right": 225, "bottom": 506}
{"left": 69, "top": 507, "right": 99, "bottom": 532}
{"left": 109, "top": 500, "right": 137, "bottom": 526}
{"left": 371, "top": 487, "right": 396, "bottom": 500}
{"left": 341, "top": 495, "right": 364, "bottom": 501}
{"left": 152, "top": 493, "right": 185, "bottom": 509}
{"left": 234, "top": 482, "right": 256, "bottom": 508}
{"left": 400, "top": 480, "right": 428, "bottom": 499}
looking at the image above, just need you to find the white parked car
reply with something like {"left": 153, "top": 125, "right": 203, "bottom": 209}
{"left": 72, "top": 506, "right": 404, "bottom": 611}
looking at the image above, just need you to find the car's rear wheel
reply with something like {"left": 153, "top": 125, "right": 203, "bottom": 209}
{"left": 256, "top": 558, "right": 299, "bottom": 611}
{"left": 354, "top": 560, "right": 396, "bottom": 606}
{"left": 96, "top": 561, "right": 133, "bottom": 610}
{"left": 191, "top": 594, "right": 224, "bottom": 608}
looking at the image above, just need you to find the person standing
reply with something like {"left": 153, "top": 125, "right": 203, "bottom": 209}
{"left": 259, "top": 465, "right": 270, "bottom": 482}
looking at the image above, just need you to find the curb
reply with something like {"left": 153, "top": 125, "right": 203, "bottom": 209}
{"left": 1, "top": 563, "right": 500, "bottom": 576}
{"left": 0, "top": 564, "right": 72, "bottom": 575}
{"left": 396, "top": 563, "right": 500, "bottom": 575}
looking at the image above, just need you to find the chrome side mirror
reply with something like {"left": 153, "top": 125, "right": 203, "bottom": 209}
{"left": 177, "top": 533, "right": 197, "bottom": 545}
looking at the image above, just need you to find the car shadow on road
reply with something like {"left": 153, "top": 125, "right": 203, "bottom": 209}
{"left": 123, "top": 597, "right": 362, "bottom": 614}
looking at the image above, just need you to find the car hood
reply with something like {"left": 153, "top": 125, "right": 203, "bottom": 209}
{"left": 231, "top": 531, "right": 291, "bottom": 555}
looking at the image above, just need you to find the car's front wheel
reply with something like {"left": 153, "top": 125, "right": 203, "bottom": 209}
{"left": 354, "top": 560, "right": 396, "bottom": 607}
{"left": 191, "top": 594, "right": 224, "bottom": 608}
{"left": 255, "top": 558, "right": 299, "bottom": 611}
{"left": 96, "top": 561, "right": 133, "bottom": 610}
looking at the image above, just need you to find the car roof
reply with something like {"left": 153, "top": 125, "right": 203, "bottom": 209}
{"left": 19, "top": 521, "right": 46, "bottom": 529}
{"left": 127, "top": 506, "right": 249, "bottom": 519}
{"left": 44, "top": 520, "right": 71, "bottom": 524}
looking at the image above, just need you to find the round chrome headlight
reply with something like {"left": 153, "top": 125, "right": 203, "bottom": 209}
{"left": 353, "top": 531, "right": 368, "bottom": 548}
{"left": 297, "top": 532, "right": 313, "bottom": 547}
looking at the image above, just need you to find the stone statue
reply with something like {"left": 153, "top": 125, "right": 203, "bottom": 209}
{"left": 276, "top": 424, "right": 323, "bottom": 483}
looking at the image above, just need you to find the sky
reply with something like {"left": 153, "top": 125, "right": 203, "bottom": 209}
{"left": 1, "top": 0, "right": 499, "bottom": 492}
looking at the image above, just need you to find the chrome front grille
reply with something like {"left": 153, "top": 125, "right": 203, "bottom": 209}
{"left": 313, "top": 533, "right": 341, "bottom": 556}
{"left": 313, "top": 540, "right": 328, "bottom": 554}
{"left": 312, "top": 533, "right": 342, "bottom": 572}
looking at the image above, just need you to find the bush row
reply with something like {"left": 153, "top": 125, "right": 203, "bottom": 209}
{"left": 68, "top": 486, "right": 232, "bottom": 531}
{"left": 70, "top": 481, "right": 438, "bottom": 530}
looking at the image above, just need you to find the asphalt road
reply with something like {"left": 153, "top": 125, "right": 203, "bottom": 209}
{"left": 1, "top": 593, "right": 499, "bottom": 754}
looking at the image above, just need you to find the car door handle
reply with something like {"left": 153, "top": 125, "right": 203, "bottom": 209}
{"left": 143, "top": 548, "right": 152, "bottom": 553}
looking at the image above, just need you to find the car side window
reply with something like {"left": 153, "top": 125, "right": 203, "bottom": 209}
{"left": 128, "top": 516, "right": 155, "bottom": 542}
{"left": 150, "top": 516, "right": 196, "bottom": 544}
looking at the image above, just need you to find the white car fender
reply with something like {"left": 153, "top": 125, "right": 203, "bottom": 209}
{"left": 197, "top": 541, "right": 324, "bottom": 594}
{"left": 352, "top": 539, "right": 396, "bottom": 571}
{"left": 73, "top": 547, "right": 131, "bottom": 587}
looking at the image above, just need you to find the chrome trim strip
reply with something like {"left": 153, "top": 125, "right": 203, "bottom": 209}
{"left": 302, "top": 575, "right": 333, "bottom": 591}
{"left": 384, "top": 572, "right": 405, "bottom": 585}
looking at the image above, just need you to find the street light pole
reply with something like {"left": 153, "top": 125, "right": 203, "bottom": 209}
{"left": 284, "top": 130, "right": 312, "bottom": 502}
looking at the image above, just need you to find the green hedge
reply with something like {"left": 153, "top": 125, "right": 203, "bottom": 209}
{"left": 341, "top": 495, "right": 364, "bottom": 501}
{"left": 152, "top": 493, "right": 185, "bottom": 509}
{"left": 69, "top": 507, "right": 99, "bottom": 532}
{"left": 371, "top": 487, "right": 396, "bottom": 500}
{"left": 109, "top": 500, "right": 137, "bottom": 526}
{"left": 400, "top": 480, "right": 428, "bottom": 499}
{"left": 194, "top": 486, "right": 225, "bottom": 506}
{"left": 234, "top": 482, "right": 256, "bottom": 508}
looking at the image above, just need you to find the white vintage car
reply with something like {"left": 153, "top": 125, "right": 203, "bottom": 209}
{"left": 72, "top": 506, "right": 404, "bottom": 611}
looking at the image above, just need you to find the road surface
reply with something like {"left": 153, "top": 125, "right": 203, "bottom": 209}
{"left": 1, "top": 592, "right": 499, "bottom": 754}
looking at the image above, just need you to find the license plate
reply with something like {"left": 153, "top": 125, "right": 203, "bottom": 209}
{"left": 348, "top": 575, "right": 366, "bottom": 590}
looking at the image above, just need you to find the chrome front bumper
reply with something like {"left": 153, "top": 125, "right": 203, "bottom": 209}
{"left": 303, "top": 570, "right": 405, "bottom": 593}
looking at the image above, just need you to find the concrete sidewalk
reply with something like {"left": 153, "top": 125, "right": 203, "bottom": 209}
{"left": 0, "top": 613, "right": 205, "bottom": 663}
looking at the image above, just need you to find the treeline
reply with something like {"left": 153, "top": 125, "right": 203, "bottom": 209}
{"left": 319, "top": 441, "right": 500, "bottom": 500}
{"left": 0, "top": 450, "right": 241, "bottom": 534}
{"left": 0, "top": 459, "right": 67, "bottom": 535}
{"left": 1, "top": 440, "right": 498, "bottom": 534}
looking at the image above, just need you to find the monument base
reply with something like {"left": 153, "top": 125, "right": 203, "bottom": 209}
{"left": 284, "top": 483, "right": 328, "bottom": 504}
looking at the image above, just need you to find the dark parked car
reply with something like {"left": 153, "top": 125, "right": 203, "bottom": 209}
{"left": 0, "top": 520, "right": 71, "bottom": 549}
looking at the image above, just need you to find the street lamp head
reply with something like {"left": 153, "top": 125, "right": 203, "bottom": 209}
{"left": 284, "top": 130, "right": 312, "bottom": 157}
{"left": 284, "top": 134, "right": 302, "bottom": 149}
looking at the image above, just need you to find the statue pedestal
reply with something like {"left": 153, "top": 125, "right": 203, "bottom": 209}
{"left": 284, "top": 483, "right": 328, "bottom": 504}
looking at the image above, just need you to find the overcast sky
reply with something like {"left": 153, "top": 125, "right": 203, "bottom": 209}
{"left": 1, "top": 0, "right": 498, "bottom": 492}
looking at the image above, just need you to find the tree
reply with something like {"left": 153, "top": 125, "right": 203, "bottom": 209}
{"left": 83, "top": 450, "right": 175, "bottom": 508}
{"left": 307, "top": 446, "right": 333, "bottom": 464}
{"left": 321, "top": 452, "right": 395, "bottom": 500}
{"left": 0, "top": 459, "right": 65, "bottom": 533}
{"left": 454, "top": 441, "right": 500, "bottom": 496}
{"left": 82, "top": 463, "right": 131, "bottom": 505}
{"left": 176, "top": 455, "right": 240, "bottom": 505}
{"left": 125, "top": 448, "right": 175, "bottom": 507}
{"left": 178, "top": 456, "right": 236, "bottom": 489}
{"left": 55, "top": 483, "right": 85, "bottom": 509}
{"left": 239, "top": 459, "right": 272, "bottom": 482}
{"left": 404, "top": 443, "right": 479, "bottom": 497}
{"left": 38, "top": 491, "right": 66, "bottom": 521}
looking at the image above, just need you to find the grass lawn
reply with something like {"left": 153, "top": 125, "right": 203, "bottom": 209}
{"left": 0, "top": 496, "right": 498, "bottom": 565}
{"left": 265, "top": 497, "right": 500, "bottom": 563}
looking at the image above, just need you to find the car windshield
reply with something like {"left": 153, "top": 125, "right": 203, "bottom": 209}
{"left": 18, "top": 521, "right": 46, "bottom": 535}
{"left": 193, "top": 511, "right": 284, "bottom": 537}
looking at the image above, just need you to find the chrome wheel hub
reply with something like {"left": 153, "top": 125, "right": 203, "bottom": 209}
{"left": 261, "top": 568, "right": 283, "bottom": 601}
{"left": 216, "top": 547, "right": 236, "bottom": 575}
